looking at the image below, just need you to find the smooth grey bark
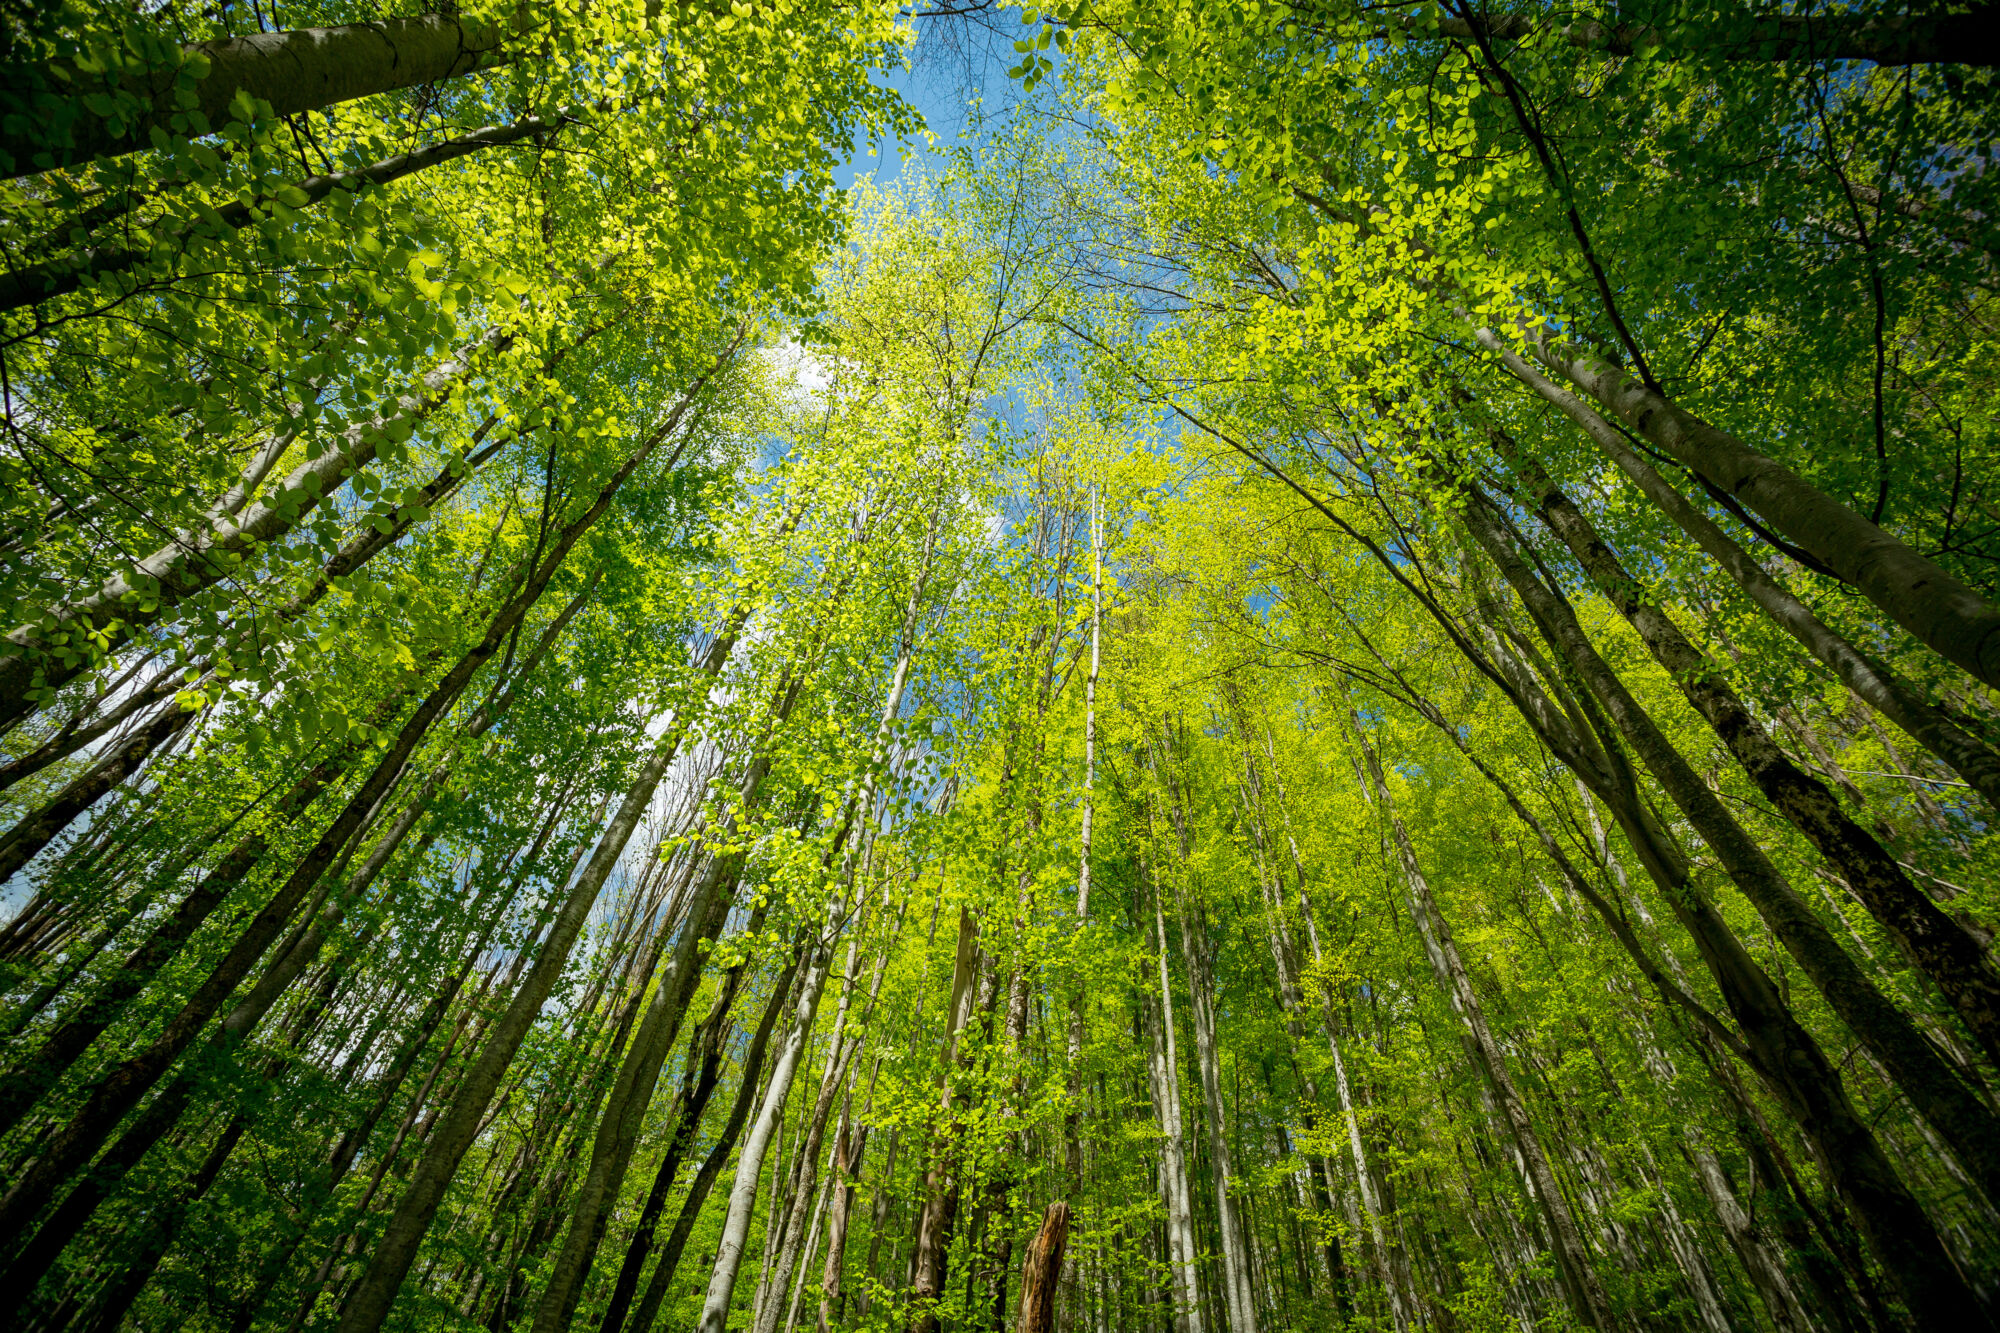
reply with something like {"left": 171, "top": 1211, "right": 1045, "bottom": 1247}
{"left": 1, "top": 110, "right": 575, "bottom": 312}
{"left": 524, "top": 729, "right": 772, "bottom": 1333}
{"left": 0, "top": 420, "right": 508, "bottom": 819}
{"left": 595, "top": 903, "right": 763, "bottom": 1333}
{"left": 1523, "top": 331, "right": 2000, "bottom": 692}
{"left": 332, "top": 723, "right": 688, "bottom": 1333}
{"left": 696, "top": 929, "right": 840, "bottom": 1333}
{"left": 752, "top": 596, "right": 926, "bottom": 1333}
{"left": 753, "top": 938, "right": 868, "bottom": 1333}
{"left": 1179, "top": 392, "right": 1954, "bottom": 1325}
{"left": 1, "top": 12, "right": 529, "bottom": 178}
{"left": 1474, "top": 327, "right": 2000, "bottom": 810}
{"left": 1455, "top": 497, "right": 1995, "bottom": 1329}
{"left": 1503, "top": 443, "right": 2000, "bottom": 1084}
{"left": 1350, "top": 718, "right": 1617, "bottom": 1332}
{"left": 1143, "top": 855, "right": 1205, "bottom": 1333}
{"left": 1155, "top": 797, "right": 1256, "bottom": 1333}
{"left": 328, "top": 350, "right": 739, "bottom": 1333}
{"left": 0, "top": 322, "right": 516, "bottom": 731}
{"left": 1237, "top": 719, "right": 1414, "bottom": 1331}
{"left": 624, "top": 955, "right": 797, "bottom": 1333}
{"left": 544, "top": 498, "right": 918, "bottom": 1333}
{"left": 1459, "top": 481, "right": 2000, "bottom": 1210}
{"left": 1064, "top": 486, "right": 1102, "bottom": 1191}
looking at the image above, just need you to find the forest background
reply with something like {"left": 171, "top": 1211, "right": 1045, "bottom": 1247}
{"left": 0, "top": 2, "right": 1996, "bottom": 1332}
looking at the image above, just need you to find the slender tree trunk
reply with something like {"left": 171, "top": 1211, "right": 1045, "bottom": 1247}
{"left": 1350, "top": 715, "right": 1617, "bottom": 1332}
{"left": 0, "top": 692, "right": 200, "bottom": 882}
{"left": 625, "top": 957, "right": 798, "bottom": 1333}
{"left": 697, "top": 929, "right": 843, "bottom": 1333}
{"left": 0, "top": 323, "right": 520, "bottom": 730}
{"left": 331, "top": 633, "right": 736, "bottom": 1333}
{"left": 1143, "top": 862, "right": 1204, "bottom": 1333}
{"left": 1507, "top": 445, "right": 2000, "bottom": 1087}
{"left": 1519, "top": 328, "right": 2000, "bottom": 691}
{"left": 1471, "top": 328, "right": 2000, "bottom": 809}
{"left": 906, "top": 907, "right": 985, "bottom": 1333}
{"left": 2, "top": 109, "right": 580, "bottom": 311}
{"left": 1172, "top": 896, "right": 1257, "bottom": 1333}
{"left": 1451, "top": 515, "right": 1991, "bottom": 1328}
{"left": 3, "top": 12, "right": 533, "bottom": 178}
{"left": 595, "top": 926, "right": 757, "bottom": 1333}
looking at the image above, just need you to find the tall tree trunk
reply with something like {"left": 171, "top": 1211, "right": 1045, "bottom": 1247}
{"left": 623, "top": 957, "right": 799, "bottom": 1333}
{"left": 906, "top": 906, "right": 985, "bottom": 1333}
{"left": 595, "top": 920, "right": 762, "bottom": 1333}
{"left": 1142, "top": 854, "right": 1204, "bottom": 1333}
{"left": 1448, "top": 512, "right": 1992, "bottom": 1328}
{"left": 0, "top": 322, "right": 521, "bottom": 730}
{"left": 1471, "top": 328, "right": 2000, "bottom": 809}
{"left": 1350, "top": 715, "right": 1618, "bottom": 1332}
{"left": 0, "top": 425, "right": 659, "bottom": 1254}
{"left": 0, "top": 691, "right": 201, "bottom": 882}
{"left": 697, "top": 926, "right": 844, "bottom": 1333}
{"left": 3, "top": 12, "right": 532, "bottom": 178}
{"left": 1506, "top": 445, "right": 2000, "bottom": 1088}
{"left": 1518, "top": 327, "right": 2000, "bottom": 692}
{"left": 331, "top": 611, "right": 740, "bottom": 1333}
{"left": 2, "top": 109, "right": 579, "bottom": 312}
{"left": 1168, "top": 888, "right": 1256, "bottom": 1333}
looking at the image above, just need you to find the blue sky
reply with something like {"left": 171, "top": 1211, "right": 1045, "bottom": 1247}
{"left": 832, "top": 22, "right": 1020, "bottom": 192}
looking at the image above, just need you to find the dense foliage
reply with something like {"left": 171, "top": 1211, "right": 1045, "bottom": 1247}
{"left": 2, "top": 2, "right": 1996, "bottom": 1332}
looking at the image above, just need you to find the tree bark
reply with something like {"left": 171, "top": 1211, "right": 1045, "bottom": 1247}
{"left": 625, "top": 957, "right": 798, "bottom": 1333}
{"left": 1, "top": 12, "right": 528, "bottom": 178}
{"left": 1142, "top": 857, "right": 1205, "bottom": 1333}
{"left": 1524, "top": 332, "right": 2000, "bottom": 692}
{"left": 1453, "top": 494, "right": 1995, "bottom": 1329}
{"left": 0, "top": 322, "right": 517, "bottom": 731}
{"left": 1472, "top": 327, "right": 2000, "bottom": 810}
{"left": 1, "top": 109, "right": 576, "bottom": 311}
{"left": 1350, "top": 716, "right": 1618, "bottom": 1332}
{"left": 697, "top": 928, "right": 842, "bottom": 1333}
{"left": 1014, "top": 1201, "right": 1072, "bottom": 1333}
{"left": 906, "top": 906, "right": 985, "bottom": 1333}
{"left": 1509, "top": 444, "right": 2000, "bottom": 1087}
{"left": 0, "top": 690, "right": 199, "bottom": 883}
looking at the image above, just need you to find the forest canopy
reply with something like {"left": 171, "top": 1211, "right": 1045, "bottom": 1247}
{"left": 1, "top": 1, "right": 1997, "bottom": 1331}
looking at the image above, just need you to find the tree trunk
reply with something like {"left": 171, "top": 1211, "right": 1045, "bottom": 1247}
{"left": 3, "top": 12, "right": 528, "bottom": 178}
{"left": 1523, "top": 330, "right": 2000, "bottom": 692}
{"left": 1508, "top": 441, "right": 2000, "bottom": 1090}
{"left": 0, "top": 323, "right": 518, "bottom": 731}
{"left": 1014, "top": 1202, "right": 1072, "bottom": 1333}
{"left": 1453, "top": 504, "right": 1993, "bottom": 1328}
{"left": 1142, "top": 861, "right": 1204, "bottom": 1333}
{"left": 1172, "top": 895, "right": 1257, "bottom": 1333}
{"left": 1350, "top": 716, "right": 1618, "bottom": 1332}
{"left": 2, "top": 109, "right": 577, "bottom": 311}
{"left": 697, "top": 928, "right": 842, "bottom": 1333}
{"left": 331, "top": 623, "right": 737, "bottom": 1333}
{"left": 0, "top": 691, "right": 199, "bottom": 882}
{"left": 624, "top": 957, "right": 798, "bottom": 1333}
{"left": 906, "top": 907, "right": 985, "bottom": 1333}
{"left": 1472, "top": 328, "right": 2000, "bottom": 809}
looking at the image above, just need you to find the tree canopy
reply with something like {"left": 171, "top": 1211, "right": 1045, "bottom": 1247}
{"left": 2, "top": 2, "right": 1997, "bottom": 1331}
